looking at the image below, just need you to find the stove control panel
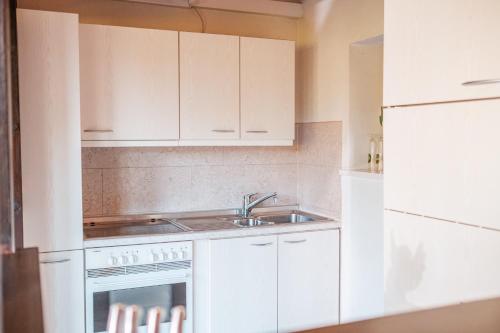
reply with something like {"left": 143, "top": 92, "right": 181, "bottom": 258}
{"left": 85, "top": 241, "right": 192, "bottom": 270}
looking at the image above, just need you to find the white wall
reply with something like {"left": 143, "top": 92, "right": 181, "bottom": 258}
{"left": 296, "top": 0, "right": 384, "bottom": 168}
{"left": 348, "top": 41, "right": 384, "bottom": 169}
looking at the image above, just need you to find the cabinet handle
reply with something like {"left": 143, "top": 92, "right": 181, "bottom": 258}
{"left": 84, "top": 129, "right": 114, "bottom": 133}
{"left": 284, "top": 239, "right": 307, "bottom": 244}
{"left": 251, "top": 242, "right": 273, "bottom": 247}
{"left": 40, "top": 258, "right": 71, "bottom": 264}
{"left": 246, "top": 130, "right": 268, "bottom": 134}
{"left": 462, "top": 78, "right": 500, "bottom": 86}
{"left": 212, "top": 129, "right": 235, "bottom": 133}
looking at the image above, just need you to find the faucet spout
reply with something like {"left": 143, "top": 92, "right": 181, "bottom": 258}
{"left": 242, "top": 192, "right": 277, "bottom": 218}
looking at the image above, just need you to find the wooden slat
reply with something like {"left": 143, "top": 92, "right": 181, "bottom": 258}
{"left": 2, "top": 248, "right": 44, "bottom": 333}
{"left": 300, "top": 297, "right": 500, "bottom": 333}
{"left": 0, "top": 0, "right": 22, "bottom": 251}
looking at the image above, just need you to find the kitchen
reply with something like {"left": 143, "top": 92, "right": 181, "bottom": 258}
{"left": 1, "top": 0, "right": 500, "bottom": 333}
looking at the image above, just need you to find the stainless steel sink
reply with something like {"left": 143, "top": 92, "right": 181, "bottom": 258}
{"left": 233, "top": 218, "right": 274, "bottom": 228}
{"left": 233, "top": 211, "right": 327, "bottom": 227}
{"left": 257, "top": 212, "right": 316, "bottom": 224}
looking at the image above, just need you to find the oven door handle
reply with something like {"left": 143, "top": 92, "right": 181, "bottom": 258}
{"left": 88, "top": 273, "right": 191, "bottom": 290}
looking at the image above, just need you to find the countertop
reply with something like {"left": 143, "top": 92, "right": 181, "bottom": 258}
{"left": 300, "top": 297, "right": 500, "bottom": 333}
{"left": 83, "top": 206, "right": 341, "bottom": 248}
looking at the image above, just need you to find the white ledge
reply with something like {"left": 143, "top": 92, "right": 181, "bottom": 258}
{"left": 340, "top": 169, "right": 384, "bottom": 180}
{"left": 82, "top": 139, "right": 294, "bottom": 147}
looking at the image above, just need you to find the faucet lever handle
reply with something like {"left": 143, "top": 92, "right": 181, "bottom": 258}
{"left": 244, "top": 192, "right": 258, "bottom": 201}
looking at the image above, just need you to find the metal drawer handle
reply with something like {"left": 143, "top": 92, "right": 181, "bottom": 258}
{"left": 212, "top": 129, "right": 235, "bottom": 133}
{"left": 84, "top": 129, "right": 114, "bottom": 133}
{"left": 246, "top": 130, "right": 268, "bottom": 134}
{"left": 462, "top": 78, "right": 500, "bottom": 86}
{"left": 40, "top": 258, "right": 71, "bottom": 264}
{"left": 251, "top": 242, "right": 273, "bottom": 247}
{"left": 284, "top": 239, "right": 307, "bottom": 244}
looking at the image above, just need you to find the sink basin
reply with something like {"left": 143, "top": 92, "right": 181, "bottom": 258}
{"left": 257, "top": 213, "right": 315, "bottom": 224}
{"left": 233, "top": 218, "right": 274, "bottom": 228}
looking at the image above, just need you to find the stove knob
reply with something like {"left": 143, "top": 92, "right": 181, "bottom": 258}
{"left": 119, "top": 255, "right": 129, "bottom": 265}
{"left": 162, "top": 251, "right": 170, "bottom": 261}
{"left": 170, "top": 251, "right": 178, "bottom": 260}
{"left": 108, "top": 256, "right": 118, "bottom": 266}
{"left": 177, "top": 250, "right": 185, "bottom": 259}
{"left": 150, "top": 252, "right": 160, "bottom": 262}
{"left": 130, "top": 254, "right": 139, "bottom": 264}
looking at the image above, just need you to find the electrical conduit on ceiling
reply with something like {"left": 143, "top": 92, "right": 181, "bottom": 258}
{"left": 187, "top": 0, "right": 206, "bottom": 32}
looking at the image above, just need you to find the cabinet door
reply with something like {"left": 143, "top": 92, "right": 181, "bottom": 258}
{"left": 240, "top": 37, "right": 295, "bottom": 140}
{"left": 278, "top": 230, "right": 339, "bottom": 332}
{"left": 210, "top": 235, "right": 277, "bottom": 333}
{"left": 385, "top": 99, "right": 500, "bottom": 230}
{"left": 384, "top": 210, "right": 466, "bottom": 314}
{"left": 462, "top": 226, "right": 500, "bottom": 302}
{"left": 462, "top": 99, "right": 500, "bottom": 230}
{"left": 383, "top": 108, "right": 418, "bottom": 213}
{"left": 80, "top": 24, "right": 179, "bottom": 141}
{"left": 384, "top": 0, "right": 500, "bottom": 106}
{"left": 17, "top": 9, "right": 83, "bottom": 252}
{"left": 39, "top": 250, "right": 85, "bottom": 333}
{"left": 180, "top": 32, "right": 239, "bottom": 140}
{"left": 384, "top": 210, "right": 500, "bottom": 314}
{"left": 385, "top": 104, "right": 468, "bottom": 222}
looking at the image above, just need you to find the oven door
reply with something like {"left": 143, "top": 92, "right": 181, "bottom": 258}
{"left": 85, "top": 272, "right": 192, "bottom": 333}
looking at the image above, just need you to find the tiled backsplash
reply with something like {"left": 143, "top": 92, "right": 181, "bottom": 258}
{"left": 297, "top": 122, "right": 342, "bottom": 219}
{"left": 82, "top": 122, "right": 342, "bottom": 219}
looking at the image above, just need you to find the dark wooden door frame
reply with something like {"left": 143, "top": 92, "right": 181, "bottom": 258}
{"left": 0, "top": 0, "right": 22, "bottom": 253}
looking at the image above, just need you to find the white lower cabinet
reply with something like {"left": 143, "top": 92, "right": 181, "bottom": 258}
{"left": 195, "top": 230, "right": 340, "bottom": 333}
{"left": 278, "top": 230, "right": 340, "bottom": 332}
{"left": 209, "top": 235, "right": 277, "bottom": 333}
{"left": 384, "top": 210, "right": 465, "bottom": 314}
{"left": 384, "top": 210, "right": 500, "bottom": 315}
{"left": 39, "top": 250, "right": 85, "bottom": 333}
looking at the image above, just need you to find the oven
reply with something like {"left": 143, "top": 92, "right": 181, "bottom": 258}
{"left": 85, "top": 241, "right": 192, "bottom": 333}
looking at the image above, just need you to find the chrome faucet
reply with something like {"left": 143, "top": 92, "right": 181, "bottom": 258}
{"left": 241, "top": 192, "right": 277, "bottom": 218}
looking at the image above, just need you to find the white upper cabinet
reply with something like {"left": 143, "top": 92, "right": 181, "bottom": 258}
{"left": 384, "top": 0, "right": 500, "bottom": 106}
{"left": 384, "top": 99, "right": 500, "bottom": 231}
{"left": 240, "top": 37, "right": 295, "bottom": 141}
{"left": 180, "top": 32, "right": 240, "bottom": 140}
{"left": 278, "top": 230, "right": 339, "bottom": 332}
{"left": 79, "top": 27, "right": 295, "bottom": 146}
{"left": 80, "top": 24, "right": 179, "bottom": 142}
{"left": 17, "top": 9, "right": 83, "bottom": 252}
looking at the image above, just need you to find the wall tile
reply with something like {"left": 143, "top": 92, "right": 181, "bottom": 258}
{"left": 297, "top": 122, "right": 342, "bottom": 167}
{"left": 189, "top": 164, "right": 298, "bottom": 212}
{"left": 243, "top": 164, "right": 298, "bottom": 206}
{"left": 297, "top": 121, "right": 342, "bottom": 219}
{"left": 223, "top": 146, "right": 297, "bottom": 165}
{"left": 82, "top": 146, "right": 224, "bottom": 169}
{"left": 298, "top": 164, "right": 341, "bottom": 219}
{"left": 102, "top": 167, "right": 191, "bottom": 215}
{"left": 190, "top": 165, "right": 247, "bottom": 211}
{"left": 82, "top": 169, "right": 103, "bottom": 216}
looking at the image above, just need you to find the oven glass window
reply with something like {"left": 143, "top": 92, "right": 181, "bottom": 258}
{"left": 93, "top": 283, "right": 186, "bottom": 332}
